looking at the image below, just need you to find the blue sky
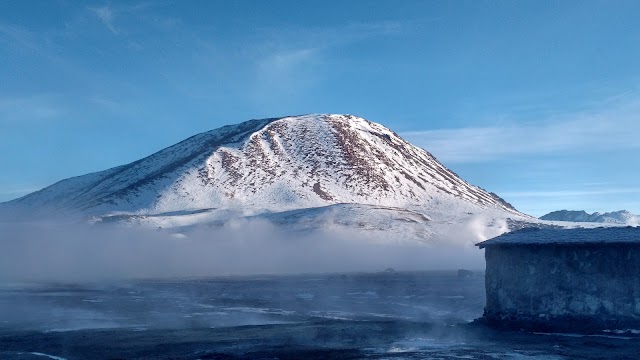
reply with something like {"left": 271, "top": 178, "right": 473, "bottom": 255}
{"left": 1, "top": 0, "right": 639, "bottom": 216}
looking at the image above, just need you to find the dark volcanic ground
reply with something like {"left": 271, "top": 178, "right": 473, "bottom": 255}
{"left": 1, "top": 271, "right": 638, "bottom": 359}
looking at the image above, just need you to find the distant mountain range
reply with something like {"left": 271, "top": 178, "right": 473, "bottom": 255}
{"left": 540, "top": 210, "right": 639, "bottom": 226}
{"left": 1, "top": 114, "right": 534, "bottom": 242}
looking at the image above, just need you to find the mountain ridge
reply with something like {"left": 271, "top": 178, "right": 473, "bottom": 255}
{"left": 540, "top": 210, "right": 639, "bottom": 225}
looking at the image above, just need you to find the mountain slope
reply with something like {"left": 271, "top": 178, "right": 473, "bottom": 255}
{"left": 2, "top": 114, "right": 523, "bottom": 227}
{"left": 540, "top": 210, "right": 639, "bottom": 225}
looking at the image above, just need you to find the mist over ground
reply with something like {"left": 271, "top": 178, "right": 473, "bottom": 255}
{"left": 7, "top": 217, "right": 626, "bottom": 360}
{"left": 0, "top": 215, "right": 501, "bottom": 283}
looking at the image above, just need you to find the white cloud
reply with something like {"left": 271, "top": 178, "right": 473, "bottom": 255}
{"left": 89, "top": 5, "right": 119, "bottom": 35}
{"left": 402, "top": 94, "right": 640, "bottom": 163}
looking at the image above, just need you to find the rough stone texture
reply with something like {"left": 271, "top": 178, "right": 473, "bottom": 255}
{"left": 483, "top": 244, "right": 640, "bottom": 332}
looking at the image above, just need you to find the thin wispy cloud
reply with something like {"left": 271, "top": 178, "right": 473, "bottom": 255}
{"left": 250, "top": 20, "right": 408, "bottom": 106}
{"left": 88, "top": 5, "right": 119, "bottom": 35}
{"left": 87, "top": 95, "right": 125, "bottom": 113}
{"left": 260, "top": 48, "right": 317, "bottom": 72}
{"left": 289, "top": 20, "right": 405, "bottom": 48}
{"left": 254, "top": 48, "right": 320, "bottom": 95}
{"left": 0, "top": 95, "right": 65, "bottom": 123}
{"left": 87, "top": 2, "right": 172, "bottom": 36}
{"left": 0, "top": 24, "right": 38, "bottom": 51}
{"left": 0, "top": 187, "right": 43, "bottom": 202}
{"left": 403, "top": 94, "right": 640, "bottom": 163}
{"left": 0, "top": 188, "right": 41, "bottom": 196}
{"left": 254, "top": 20, "right": 406, "bottom": 64}
{"left": 0, "top": 23, "right": 70, "bottom": 66}
{"left": 501, "top": 187, "right": 640, "bottom": 198}
{"left": 0, "top": 18, "right": 147, "bottom": 119}
{"left": 255, "top": 20, "right": 404, "bottom": 48}
{"left": 0, "top": 22, "right": 110, "bottom": 87}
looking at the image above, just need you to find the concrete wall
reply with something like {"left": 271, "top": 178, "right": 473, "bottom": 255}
{"left": 483, "top": 244, "right": 640, "bottom": 331}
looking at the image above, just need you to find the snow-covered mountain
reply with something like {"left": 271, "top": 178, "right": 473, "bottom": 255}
{"left": 540, "top": 210, "right": 639, "bottom": 226}
{"left": 1, "top": 114, "right": 529, "bottom": 241}
{"left": 4, "top": 114, "right": 519, "bottom": 215}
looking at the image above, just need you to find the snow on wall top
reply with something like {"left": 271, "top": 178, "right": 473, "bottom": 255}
{"left": 476, "top": 226, "right": 640, "bottom": 248}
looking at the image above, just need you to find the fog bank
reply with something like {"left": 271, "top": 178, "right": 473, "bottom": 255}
{"left": 0, "top": 217, "right": 493, "bottom": 283}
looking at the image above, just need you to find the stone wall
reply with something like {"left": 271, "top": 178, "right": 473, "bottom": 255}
{"left": 483, "top": 244, "right": 640, "bottom": 331}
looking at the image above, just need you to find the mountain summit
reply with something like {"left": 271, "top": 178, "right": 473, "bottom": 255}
{"left": 4, "top": 114, "right": 519, "bottom": 220}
